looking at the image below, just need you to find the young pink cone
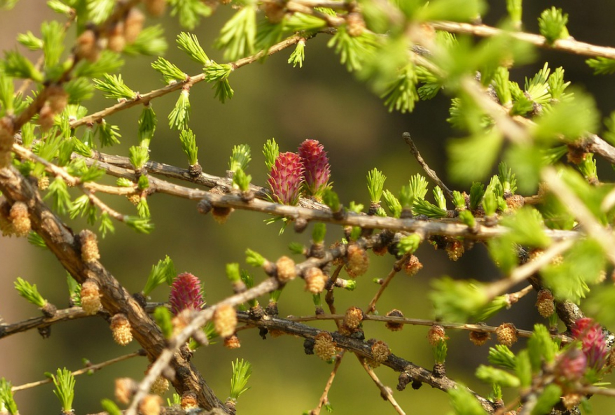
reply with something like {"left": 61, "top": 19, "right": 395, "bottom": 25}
{"left": 572, "top": 317, "right": 608, "bottom": 371}
{"left": 298, "top": 139, "right": 330, "bottom": 199}
{"left": 268, "top": 152, "right": 304, "bottom": 205}
{"left": 169, "top": 273, "right": 204, "bottom": 315}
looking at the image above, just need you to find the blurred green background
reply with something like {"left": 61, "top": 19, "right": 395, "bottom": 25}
{"left": 2, "top": 1, "right": 615, "bottom": 413}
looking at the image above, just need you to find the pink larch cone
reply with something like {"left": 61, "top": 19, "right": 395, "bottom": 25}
{"left": 572, "top": 317, "right": 608, "bottom": 371}
{"left": 169, "top": 273, "right": 204, "bottom": 315}
{"left": 298, "top": 139, "right": 330, "bottom": 199}
{"left": 268, "top": 152, "right": 304, "bottom": 205}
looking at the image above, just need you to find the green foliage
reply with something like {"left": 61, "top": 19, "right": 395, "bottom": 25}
{"left": 93, "top": 74, "right": 135, "bottom": 100}
{"left": 327, "top": 27, "right": 378, "bottom": 72}
{"left": 229, "top": 144, "right": 251, "bottom": 173}
{"left": 263, "top": 138, "right": 279, "bottom": 170}
{"left": 123, "top": 25, "right": 168, "bottom": 56}
{"left": 169, "top": 0, "right": 212, "bottom": 30}
{"left": 381, "top": 65, "right": 419, "bottom": 114}
{"left": 527, "top": 324, "right": 557, "bottom": 371}
{"left": 179, "top": 128, "right": 198, "bottom": 165}
{"left": 447, "top": 384, "right": 488, "bottom": 415}
{"left": 229, "top": 359, "right": 252, "bottom": 402}
{"left": 169, "top": 89, "right": 191, "bottom": 130}
{"left": 51, "top": 368, "right": 75, "bottom": 412}
{"left": 430, "top": 277, "right": 488, "bottom": 322}
{"left": 474, "top": 295, "right": 509, "bottom": 322}
{"left": 14, "top": 277, "right": 46, "bottom": 307}
{"left": 312, "top": 223, "right": 326, "bottom": 244}
{"left": 399, "top": 174, "right": 428, "bottom": 211}
{"left": 138, "top": 105, "right": 157, "bottom": 148}
{"left": 17, "top": 31, "right": 43, "bottom": 50}
{"left": 45, "top": 177, "right": 72, "bottom": 215}
{"left": 475, "top": 365, "right": 520, "bottom": 388}
{"left": 125, "top": 216, "right": 154, "bottom": 234}
{"left": 177, "top": 32, "right": 210, "bottom": 65}
{"left": 587, "top": 57, "right": 615, "bottom": 75}
{"left": 64, "top": 77, "right": 95, "bottom": 103}
{"left": 488, "top": 345, "right": 516, "bottom": 370}
{"left": 288, "top": 40, "right": 306, "bottom": 68}
{"left": 382, "top": 189, "right": 402, "bottom": 218}
{"left": 41, "top": 20, "right": 65, "bottom": 71}
{"left": 0, "top": 378, "right": 18, "bottom": 415}
{"left": 245, "top": 248, "right": 266, "bottom": 267}
{"left": 500, "top": 208, "right": 550, "bottom": 248}
{"left": 366, "top": 168, "right": 386, "bottom": 203}
{"left": 233, "top": 168, "right": 252, "bottom": 192}
{"left": 27, "top": 231, "right": 47, "bottom": 249}
{"left": 414, "top": 199, "right": 447, "bottom": 218}
{"left": 151, "top": 57, "right": 187, "bottom": 84}
{"left": 397, "top": 234, "right": 422, "bottom": 255}
{"left": 99, "top": 212, "right": 115, "bottom": 238}
{"left": 531, "top": 384, "right": 562, "bottom": 415}
{"left": 541, "top": 238, "right": 606, "bottom": 302}
{"left": 154, "top": 306, "right": 174, "bottom": 339}
{"left": 96, "top": 121, "right": 121, "bottom": 147}
{"left": 216, "top": 5, "right": 257, "bottom": 61}
{"left": 129, "top": 146, "right": 149, "bottom": 170}
{"left": 515, "top": 350, "right": 532, "bottom": 388}
{"left": 448, "top": 129, "right": 503, "bottom": 185}
{"left": 323, "top": 189, "right": 341, "bottom": 212}
{"left": 3, "top": 50, "right": 43, "bottom": 81}
{"left": 143, "top": 256, "right": 176, "bottom": 296}
{"left": 506, "top": 0, "right": 522, "bottom": 27}
{"left": 416, "top": 0, "right": 486, "bottom": 22}
{"left": 226, "top": 263, "right": 241, "bottom": 283}
{"left": 66, "top": 274, "right": 81, "bottom": 307}
{"left": 100, "top": 399, "right": 122, "bottom": 415}
{"left": 538, "top": 7, "right": 569, "bottom": 44}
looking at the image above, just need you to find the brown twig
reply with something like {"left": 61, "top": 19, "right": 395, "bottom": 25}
{"left": 310, "top": 353, "right": 344, "bottom": 415}
{"left": 403, "top": 133, "right": 454, "bottom": 203}
{"left": 366, "top": 254, "right": 409, "bottom": 314}
{"left": 358, "top": 356, "right": 406, "bottom": 415}
{"left": 12, "top": 350, "right": 145, "bottom": 392}
{"left": 430, "top": 21, "right": 615, "bottom": 61}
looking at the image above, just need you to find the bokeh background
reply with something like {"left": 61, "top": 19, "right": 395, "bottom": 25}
{"left": 2, "top": 0, "right": 615, "bottom": 413}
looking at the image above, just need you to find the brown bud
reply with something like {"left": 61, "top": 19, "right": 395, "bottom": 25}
{"left": 469, "top": 330, "right": 491, "bottom": 346}
{"left": 80, "top": 229, "right": 100, "bottom": 263}
{"left": 214, "top": 304, "right": 237, "bottom": 338}
{"left": 445, "top": 240, "right": 464, "bottom": 261}
{"left": 403, "top": 255, "right": 423, "bottom": 276}
{"left": 47, "top": 85, "right": 68, "bottom": 114}
{"left": 110, "top": 313, "right": 133, "bottom": 346}
{"left": 212, "top": 206, "right": 233, "bottom": 224}
{"left": 181, "top": 391, "right": 199, "bottom": 410}
{"left": 107, "top": 23, "right": 126, "bottom": 52}
{"left": 224, "top": 334, "right": 241, "bottom": 349}
{"left": 275, "top": 256, "right": 296, "bottom": 282}
{"left": 371, "top": 340, "right": 391, "bottom": 363}
{"left": 124, "top": 8, "right": 145, "bottom": 44}
{"left": 9, "top": 201, "right": 30, "bottom": 237}
{"left": 150, "top": 376, "right": 170, "bottom": 396}
{"left": 39, "top": 103, "right": 55, "bottom": 131}
{"left": 536, "top": 289, "right": 555, "bottom": 318}
{"left": 76, "top": 29, "right": 100, "bottom": 62}
{"left": 127, "top": 193, "right": 141, "bottom": 206}
{"left": 81, "top": 279, "right": 101, "bottom": 315}
{"left": 38, "top": 176, "right": 50, "bottom": 190}
{"left": 346, "top": 12, "right": 365, "bottom": 37}
{"left": 139, "top": 394, "right": 162, "bottom": 415}
{"left": 562, "top": 393, "right": 582, "bottom": 410}
{"left": 115, "top": 377, "right": 137, "bottom": 404}
{"left": 304, "top": 267, "right": 327, "bottom": 294}
{"left": 314, "top": 332, "right": 337, "bottom": 361}
{"left": 263, "top": 1, "right": 285, "bottom": 23}
{"left": 145, "top": 0, "right": 167, "bottom": 16}
{"left": 495, "top": 323, "right": 518, "bottom": 347}
{"left": 427, "top": 325, "right": 447, "bottom": 347}
{"left": 505, "top": 194, "right": 525, "bottom": 211}
{"left": 385, "top": 309, "right": 404, "bottom": 332}
{"left": 0, "top": 202, "right": 14, "bottom": 236}
{"left": 345, "top": 244, "right": 369, "bottom": 278}
{"left": 343, "top": 306, "right": 363, "bottom": 330}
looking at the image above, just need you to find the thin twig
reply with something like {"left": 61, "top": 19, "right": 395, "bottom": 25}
{"left": 483, "top": 237, "right": 577, "bottom": 302}
{"left": 69, "top": 35, "right": 307, "bottom": 129}
{"left": 431, "top": 21, "right": 615, "bottom": 61}
{"left": 310, "top": 353, "right": 344, "bottom": 415}
{"left": 12, "top": 350, "right": 144, "bottom": 392}
{"left": 366, "top": 254, "right": 409, "bottom": 314}
{"left": 403, "top": 133, "right": 454, "bottom": 203}
{"left": 284, "top": 313, "right": 572, "bottom": 343}
{"left": 358, "top": 356, "right": 406, "bottom": 415}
